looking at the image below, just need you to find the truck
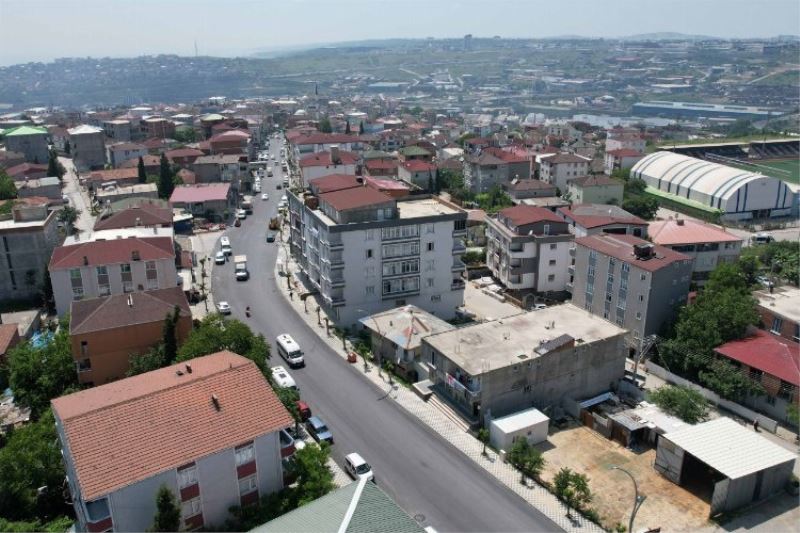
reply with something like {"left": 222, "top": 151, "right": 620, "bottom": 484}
{"left": 234, "top": 255, "right": 249, "bottom": 281}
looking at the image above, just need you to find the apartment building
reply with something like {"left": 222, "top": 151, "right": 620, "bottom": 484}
{"left": 649, "top": 218, "right": 742, "bottom": 285}
{"left": 422, "top": 304, "right": 627, "bottom": 421}
{"left": 463, "top": 147, "right": 531, "bottom": 193}
{"left": 49, "top": 229, "right": 178, "bottom": 316}
{"left": 68, "top": 125, "right": 107, "bottom": 170}
{"left": 102, "top": 119, "right": 132, "bottom": 142}
{"left": 3, "top": 125, "right": 50, "bottom": 164}
{"left": 69, "top": 287, "right": 192, "bottom": 386}
{"left": 566, "top": 176, "right": 624, "bottom": 205}
{"left": 298, "top": 148, "right": 358, "bottom": 183}
{"left": 539, "top": 153, "right": 590, "bottom": 192}
{"left": 0, "top": 199, "right": 61, "bottom": 302}
{"left": 141, "top": 117, "right": 176, "bottom": 139}
{"left": 754, "top": 287, "right": 800, "bottom": 344}
{"left": 106, "top": 142, "right": 148, "bottom": 168}
{"left": 558, "top": 204, "right": 648, "bottom": 238}
{"left": 192, "top": 154, "right": 245, "bottom": 183}
{"left": 569, "top": 234, "right": 693, "bottom": 342}
{"left": 52, "top": 352, "right": 293, "bottom": 532}
{"left": 604, "top": 148, "right": 644, "bottom": 175}
{"left": 605, "top": 133, "right": 646, "bottom": 154}
{"left": 486, "top": 206, "right": 573, "bottom": 294}
{"left": 398, "top": 160, "right": 436, "bottom": 189}
{"left": 288, "top": 176, "right": 467, "bottom": 328}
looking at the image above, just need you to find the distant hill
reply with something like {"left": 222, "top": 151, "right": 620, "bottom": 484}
{"left": 619, "top": 32, "right": 719, "bottom": 41}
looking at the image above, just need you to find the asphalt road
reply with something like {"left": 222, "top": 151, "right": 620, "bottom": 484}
{"left": 212, "top": 139, "right": 561, "bottom": 533}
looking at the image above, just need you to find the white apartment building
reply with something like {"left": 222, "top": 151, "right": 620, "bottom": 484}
{"left": 539, "top": 153, "right": 591, "bottom": 192}
{"left": 288, "top": 176, "right": 467, "bottom": 328}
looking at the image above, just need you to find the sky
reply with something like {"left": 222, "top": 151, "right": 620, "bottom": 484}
{"left": 1, "top": 0, "right": 798, "bottom": 66}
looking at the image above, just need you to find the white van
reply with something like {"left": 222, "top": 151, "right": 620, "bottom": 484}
{"left": 219, "top": 236, "right": 232, "bottom": 256}
{"left": 271, "top": 366, "right": 297, "bottom": 390}
{"left": 276, "top": 334, "right": 304, "bottom": 367}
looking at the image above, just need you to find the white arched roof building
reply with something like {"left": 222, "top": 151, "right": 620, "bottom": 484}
{"left": 631, "top": 151, "right": 794, "bottom": 220}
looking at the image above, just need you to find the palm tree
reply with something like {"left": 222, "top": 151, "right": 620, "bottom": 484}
{"left": 57, "top": 206, "right": 81, "bottom": 235}
{"left": 477, "top": 428, "right": 490, "bottom": 456}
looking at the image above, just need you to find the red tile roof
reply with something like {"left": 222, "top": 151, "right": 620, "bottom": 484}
{"left": 715, "top": 330, "right": 800, "bottom": 387}
{"left": 558, "top": 204, "right": 647, "bottom": 229}
{"left": 308, "top": 174, "right": 362, "bottom": 194}
{"left": 364, "top": 159, "right": 399, "bottom": 171}
{"left": 541, "top": 153, "right": 590, "bottom": 165}
{"left": 606, "top": 148, "right": 643, "bottom": 158}
{"left": 484, "top": 147, "right": 529, "bottom": 163}
{"left": 209, "top": 129, "right": 250, "bottom": 143}
{"left": 575, "top": 234, "right": 692, "bottom": 272}
{"left": 70, "top": 287, "right": 190, "bottom": 335}
{"left": 402, "top": 160, "right": 435, "bottom": 172}
{"left": 165, "top": 148, "right": 205, "bottom": 160}
{"left": 50, "top": 236, "right": 174, "bottom": 270}
{"left": 320, "top": 187, "right": 394, "bottom": 212}
{"left": 299, "top": 150, "right": 358, "bottom": 168}
{"left": 648, "top": 219, "right": 742, "bottom": 246}
{"left": 498, "top": 205, "right": 563, "bottom": 227}
{"left": 364, "top": 176, "right": 410, "bottom": 192}
{"left": 93, "top": 204, "right": 174, "bottom": 231}
{"left": 51, "top": 351, "right": 293, "bottom": 500}
{"left": 170, "top": 183, "right": 230, "bottom": 203}
{"left": 5, "top": 162, "right": 48, "bottom": 178}
{"left": 0, "top": 323, "right": 20, "bottom": 357}
{"left": 294, "top": 133, "right": 362, "bottom": 146}
{"left": 506, "top": 179, "right": 555, "bottom": 192}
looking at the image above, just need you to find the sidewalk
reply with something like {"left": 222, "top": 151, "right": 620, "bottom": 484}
{"left": 274, "top": 244, "right": 603, "bottom": 533}
{"left": 186, "top": 231, "right": 221, "bottom": 318}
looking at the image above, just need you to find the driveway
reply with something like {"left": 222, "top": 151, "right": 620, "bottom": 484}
{"left": 59, "top": 156, "right": 95, "bottom": 233}
{"left": 211, "top": 140, "right": 561, "bottom": 532}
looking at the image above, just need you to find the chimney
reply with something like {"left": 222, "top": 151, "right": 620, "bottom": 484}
{"left": 211, "top": 394, "right": 221, "bottom": 411}
{"left": 676, "top": 219, "right": 685, "bottom": 226}
{"left": 135, "top": 217, "right": 142, "bottom": 226}
{"left": 82, "top": 256, "right": 89, "bottom": 266}
{"left": 127, "top": 294, "right": 133, "bottom": 307}
{"left": 330, "top": 145, "right": 341, "bottom": 165}
{"left": 132, "top": 250, "right": 140, "bottom": 261}
{"left": 185, "top": 363, "right": 192, "bottom": 374}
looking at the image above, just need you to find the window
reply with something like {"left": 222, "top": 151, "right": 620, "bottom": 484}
{"left": 454, "top": 220, "right": 466, "bottom": 231}
{"left": 425, "top": 259, "right": 435, "bottom": 272}
{"left": 382, "top": 241, "right": 419, "bottom": 259}
{"left": 145, "top": 261, "right": 158, "bottom": 290}
{"left": 639, "top": 294, "right": 644, "bottom": 302}
{"left": 636, "top": 312, "right": 641, "bottom": 320}
{"left": 365, "top": 285, "right": 375, "bottom": 295}
{"left": 543, "top": 224, "right": 550, "bottom": 236}
{"left": 771, "top": 317, "right": 783, "bottom": 334}
{"left": 382, "top": 276, "right": 419, "bottom": 296}
{"left": 366, "top": 249, "right": 373, "bottom": 259}
{"left": 364, "top": 266, "right": 375, "bottom": 277}
{"left": 80, "top": 341, "right": 88, "bottom": 356}
{"left": 426, "top": 223, "right": 435, "bottom": 234}
{"left": 120, "top": 263, "right": 133, "bottom": 293}
{"left": 547, "top": 274, "right": 555, "bottom": 282}
{"left": 77, "top": 358, "right": 91, "bottom": 372}
{"left": 426, "top": 277, "right": 435, "bottom": 288}
{"left": 181, "top": 497, "right": 202, "bottom": 518}
{"left": 382, "top": 259, "right": 419, "bottom": 276}
{"left": 640, "top": 273, "right": 647, "bottom": 281}
{"left": 549, "top": 243, "right": 557, "bottom": 250}
{"left": 178, "top": 465, "right": 198, "bottom": 489}
{"left": 365, "top": 229, "right": 374, "bottom": 240}
{"left": 431, "top": 294, "right": 441, "bottom": 302}
{"left": 239, "top": 475, "right": 258, "bottom": 496}
{"left": 96, "top": 266, "right": 110, "bottom": 296}
{"left": 381, "top": 225, "right": 418, "bottom": 240}
{"left": 70, "top": 269, "right": 84, "bottom": 300}
{"left": 548, "top": 259, "right": 557, "bottom": 266}
{"left": 427, "top": 242, "right": 434, "bottom": 252}
{"left": 235, "top": 443, "right": 255, "bottom": 466}
{"left": 794, "top": 324, "right": 799, "bottom": 343}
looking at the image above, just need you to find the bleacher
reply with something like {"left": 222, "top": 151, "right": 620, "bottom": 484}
{"left": 671, "top": 143, "right": 748, "bottom": 160}
{"left": 749, "top": 140, "right": 800, "bottom": 160}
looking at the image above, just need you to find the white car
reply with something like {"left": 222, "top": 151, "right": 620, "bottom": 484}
{"left": 344, "top": 453, "right": 374, "bottom": 482}
{"left": 214, "top": 251, "right": 226, "bottom": 264}
{"left": 253, "top": 184, "right": 261, "bottom": 193}
{"left": 236, "top": 209, "right": 247, "bottom": 220}
{"left": 261, "top": 193, "right": 270, "bottom": 201}
{"left": 271, "top": 366, "right": 297, "bottom": 390}
{"left": 216, "top": 301, "right": 232, "bottom": 315}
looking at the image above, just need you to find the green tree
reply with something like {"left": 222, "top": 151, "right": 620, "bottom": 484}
{"left": 162, "top": 306, "right": 181, "bottom": 364}
{"left": 0, "top": 410, "right": 67, "bottom": 521}
{"left": 0, "top": 169, "right": 16, "bottom": 200}
{"left": 127, "top": 345, "right": 168, "bottom": 377}
{"left": 9, "top": 323, "right": 78, "bottom": 418}
{"left": 150, "top": 485, "right": 181, "bottom": 532}
{"left": 553, "top": 467, "right": 593, "bottom": 519}
{"left": 0, "top": 516, "right": 73, "bottom": 533}
{"left": 57, "top": 206, "right": 81, "bottom": 235}
{"left": 622, "top": 195, "right": 658, "bottom": 220}
{"left": 274, "top": 385, "right": 301, "bottom": 434}
{"left": 507, "top": 439, "right": 545, "bottom": 484}
{"left": 477, "top": 428, "right": 490, "bottom": 456}
{"left": 40, "top": 266, "right": 54, "bottom": 312}
{"left": 359, "top": 121, "right": 365, "bottom": 135}
{"left": 173, "top": 127, "right": 196, "bottom": 144}
{"left": 699, "top": 358, "right": 765, "bottom": 401}
{"left": 787, "top": 404, "right": 799, "bottom": 427}
{"left": 456, "top": 132, "right": 477, "bottom": 146}
{"left": 292, "top": 442, "right": 335, "bottom": 505}
{"left": 741, "top": 241, "right": 799, "bottom": 286}
{"left": 649, "top": 385, "right": 709, "bottom": 424}
{"left": 137, "top": 156, "right": 147, "bottom": 184}
{"left": 158, "top": 153, "right": 174, "bottom": 199}
{"left": 46, "top": 150, "right": 63, "bottom": 179}
{"left": 318, "top": 117, "right": 332, "bottom": 133}
{"left": 344, "top": 121, "right": 351, "bottom": 135}
{"left": 64, "top": 140, "right": 71, "bottom": 155}
{"left": 176, "top": 314, "right": 270, "bottom": 376}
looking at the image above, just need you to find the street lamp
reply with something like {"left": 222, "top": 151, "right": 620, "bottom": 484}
{"left": 611, "top": 466, "right": 645, "bottom": 533}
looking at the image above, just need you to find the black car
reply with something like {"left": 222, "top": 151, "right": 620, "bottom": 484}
{"left": 266, "top": 232, "right": 276, "bottom": 243}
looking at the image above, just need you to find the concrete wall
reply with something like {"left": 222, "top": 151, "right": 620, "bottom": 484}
{"left": 6, "top": 133, "right": 49, "bottom": 164}
{"left": 71, "top": 132, "right": 107, "bottom": 170}
{"left": 489, "top": 416, "right": 548, "bottom": 451}
{"left": 0, "top": 214, "right": 61, "bottom": 302}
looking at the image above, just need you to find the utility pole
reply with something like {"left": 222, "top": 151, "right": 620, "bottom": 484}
{"left": 612, "top": 466, "right": 646, "bottom": 533}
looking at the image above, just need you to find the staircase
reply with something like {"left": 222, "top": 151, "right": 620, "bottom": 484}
{"left": 427, "top": 394, "right": 472, "bottom": 433}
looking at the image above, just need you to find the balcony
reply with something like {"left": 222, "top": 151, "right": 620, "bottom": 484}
{"left": 279, "top": 428, "right": 296, "bottom": 458}
{"left": 451, "top": 279, "right": 466, "bottom": 290}
{"left": 451, "top": 259, "right": 466, "bottom": 272}
{"left": 568, "top": 264, "right": 575, "bottom": 275}
{"left": 452, "top": 227, "right": 467, "bottom": 238}
{"left": 330, "top": 276, "right": 346, "bottom": 288}
{"left": 569, "top": 247, "right": 576, "bottom": 257}
{"left": 452, "top": 241, "right": 466, "bottom": 255}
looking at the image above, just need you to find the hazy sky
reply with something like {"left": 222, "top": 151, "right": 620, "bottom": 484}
{"left": 1, "top": 0, "right": 798, "bottom": 66}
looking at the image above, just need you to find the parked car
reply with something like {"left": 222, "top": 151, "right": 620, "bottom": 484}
{"left": 236, "top": 209, "right": 247, "bottom": 220}
{"left": 216, "top": 301, "right": 231, "bottom": 315}
{"left": 344, "top": 452, "right": 374, "bottom": 482}
{"left": 261, "top": 193, "right": 270, "bottom": 201}
{"left": 276, "top": 183, "right": 282, "bottom": 189}
{"left": 756, "top": 275, "right": 774, "bottom": 288}
{"left": 266, "top": 232, "right": 276, "bottom": 243}
{"left": 271, "top": 366, "right": 297, "bottom": 390}
{"left": 214, "top": 251, "right": 226, "bottom": 264}
{"left": 305, "top": 416, "right": 333, "bottom": 444}
{"left": 296, "top": 400, "right": 311, "bottom": 421}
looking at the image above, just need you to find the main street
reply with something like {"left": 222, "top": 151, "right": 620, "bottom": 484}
{"left": 211, "top": 139, "right": 561, "bottom": 532}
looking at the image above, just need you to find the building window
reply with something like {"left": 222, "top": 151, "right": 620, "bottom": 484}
{"left": 77, "top": 358, "right": 91, "bottom": 372}
{"left": 425, "top": 259, "right": 435, "bottom": 272}
{"left": 547, "top": 274, "right": 555, "bottom": 282}
{"left": 382, "top": 241, "right": 419, "bottom": 259}
{"left": 793, "top": 324, "right": 799, "bottom": 343}
{"left": 771, "top": 317, "right": 783, "bottom": 334}
{"left": 70, "top": 269, "right": 84, "bottom": 300}
{"left": 639, "top": 294, "right": 644, "bottom": 302}
{"left": 426, "top": 223, "right": 435, "bottom": 234}
{"left": 636, "top": 312, "right": 642, "bottom": 320}
{"left": 640, "top": 273, "right": 647, "bottom": 281}
{"left": 426, "top": 277, "right": 435, "bottom": 288}
{"left": 549, "top": 243, "right": 558, "bottom": 250}
{"left": 178, "top": 464, "right": 198, "bottom": 489}
{"left": 382, "top": 259, "right": 419, "bottom": 276}
{"left": 181, "top": 497, "right": 202, "bottom": 518}
{"left": 145, "top": 261, "right": 158, "bottom": 290}
{"left": 365, "top": 229, "right": 374, "bottom": 240}
{"left": 120, "top": 263, "right": 133, "bottom": 293}
{"left": 381, "top": 225, "right": 418, "bottom": 240}
{"left": 238, "top": 474, "right": 258, "bottom": 496}
{"left": 431, "top": 294, "right": 441, "bottom": 302}
{"left": 543, "top": 224, "right": 550, "bottom": 236}
{"left": 366, "top": 249, "right": 373, "bottom": 259}
{"left": 365, "top": 285, "right": 375, "bottom": 295}
{"left": 235, "top": 442, "right": 255, "bottom": 466}
{"left": 454, "top": 220, "right": 466, "bottom": 231}
{"left": 427, "top": 242, "right": 434, "bottom": 252}
{"left": 96, "top": 266, "right": 110, "bottom": 296}
{"left": 382, "top": 276, "right": 419, "bottom": 296}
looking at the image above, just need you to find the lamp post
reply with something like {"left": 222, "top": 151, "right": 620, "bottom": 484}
{"left": 611, "top": 466, "right": 645, "bottom": 533}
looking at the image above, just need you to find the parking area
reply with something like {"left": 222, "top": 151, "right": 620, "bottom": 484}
{"left": 462, "top": 281, "right": 521, "bottom": 321}
{"left": 539, "top": 421, "right": 712, "bottom": 532}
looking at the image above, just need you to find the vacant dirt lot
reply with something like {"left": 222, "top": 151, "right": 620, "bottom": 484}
{"left": 538, "top": 421, "right": 712, "bottom": 532}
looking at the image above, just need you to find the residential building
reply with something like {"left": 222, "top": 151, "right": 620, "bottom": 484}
{"left": 68, "top": 125, "right": 107, "bottom": 170}
{"left": 170, "top": 183, "right": 234, "bottom": 221}
{"left": 714, "top": 330, "right": 799, "bottom": 424}
{"left": 422, "top": 304, "right": 627, "bottom": 421}
{"left": 605, "top": 134, "right": 646, "bottom": 154}
{"left": 486, "top": 205, "right": 573, "bottom": 295}
{"left": 569, "top": 234, "right": 693, "bottom": 341}
{"left": 49, "top": 231, "right": 177, "bottom": 316}
{"left": 398, "top": 145, "right": 432, "bottom": 162}
{"left": 649, "top": 218, "right": 742, "bottom": 284}
{"left": 84, "top": 168, "right": 140, "bottom": 192}
{"left": 364, "top": 158, "right": 399, "bottom": 178}
{"left": 363, "top": 176, "right": 410, "bottom": 198}
{"left": 558, "top": 204, "right": 648, "bottom": 238}
{"left": 5, "top": 162, "right": 48, "bottom": 180}
{"left": 754, "top": 287, "right": 800, "bottom": 344}
{"left": 0, "top": 150, "right": 25, "bottom": 170}
{"left": 0, "top": 322, "right": 21, "bottom": 363}
{"left": 192, "top": 154, "right": 245, "bottom": 184}
{"left": 567, "top": 176, "right": 624, "bottom": 205}
{"left": 503, "top": 179, "right": 557, "bottom": 202}
{"left": 298, "top": 148, "right": 358, "bottom": 183}
{"left": 52, "top": 351, "right": 294, "bottom": 533}
{"left": 604, "top": 148, "right": 644, "bottom": 175}
{"left": 209, "top": 129, "right": 250, "bottom": 155}
{"left": 166, "top": 148, "right": 205, "bottom": 168}
{"left": 14, "top": 176, "right": 62, "bottom": 201}
{"left": 290, "top": 133, "right": 363, "bottom": 159}
{"left": 359, "top": 305, "right": 455, "bottom": 381}
{"left": 3, "top": 125, "right": 49, "bottom": 164}
{"left": 463, "top": 148, "right": 531, "bottom": 193}
{"left": 69, "top": 286, "right": 191, "bottom": 385}
{"left": 94, "top": 203, "right": 174, "bottom": 231}
{"left": 95, "top": 183, "right": 159, "bottom": 206}
{"left": 106, "top": 142, "right": 148, "bottom": 168}
{"left": 102, "top": 119, "right": 132, "bottom": 142}
{"left": 288, "top": 178, "right": 467, "bottom": 328}
{"left": 141, "top": 117, "right": 176, "bottom": 139}
{"left": 397, "top": 160, "right": 435, "bottom": 189}
{"left": 0, "top": 198, "right": 61, "bottom": 302}
{"left": 539, "top": 153, "right": 590, "bottom": 192}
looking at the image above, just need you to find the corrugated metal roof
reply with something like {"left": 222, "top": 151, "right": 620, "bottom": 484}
{"left": 663, "top": 418, "right": 796, "bottom": 479}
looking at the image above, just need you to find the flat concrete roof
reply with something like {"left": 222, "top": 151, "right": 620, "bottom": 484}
{"left": 424, "top": 303, "right": 626, "bottom": 375}
{"left": 664, "top": 418, "right": 796, "bottom": 480}
{"left": 396, "top": 197, "right": 460, "bottom": 219}
{"left": 755, "top": 286, "right": 800, "bottom": 324}
{"left": 491, "top": 407, "right": 549, "bottom": 433}
{"left": 359, "top": 305, "right": 455, "bottom": 351}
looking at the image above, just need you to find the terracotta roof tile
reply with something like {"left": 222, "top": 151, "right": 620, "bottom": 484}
{"left": 715, "top": 330, "right": 800, "bottom": 386}
{"left": 320, "top": 187, "right": 394, "bottom": 212}
{"left": 575, "top": 234, "right": 691, "bottom": 272}
{"left": 558, "top": 204, "right": 647, "bottom": 229}
{"left": 170, "top": 183, "right": 230, "bottom": 203}
{"left": 308, "top": 174, "right": 361, "bottom": 194}
{"left": 299, "top": 150, "right": 358, "bottom": 168}
{"left": 498, "top": 205, "right": 563, "bottom": 227}
{"left": 70, "top": 287, "right": 190, "bottom": 335}
{"left": 648, "top": 219, "right": 742, "bottom": 246}
{"left": 52, "top": 352, "right": 293, "bottom": 500}
{"left": 93, "top": 204, "right": 173, "bottom": 231}
{"left": 49, "top": 236, "right": 174, "bottom": 270}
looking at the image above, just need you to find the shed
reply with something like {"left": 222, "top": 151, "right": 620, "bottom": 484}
{"left": 489, "top": 407, "right": 549, "bottom": 451}
{"left": 655, "top": 418, "right": 796, "bottom": 515}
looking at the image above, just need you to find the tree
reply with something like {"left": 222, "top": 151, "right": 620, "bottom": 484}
{"left": 477, "top": 428, "right": 490, "bottom": 456}
{"left": 0, "top": 410, "right": 68, "bottom": 522}
{"left": 40, "top": 265, "right": 54, "bottom": 312}
{"left": 57, "top": 206, "right": 81, "bottom": 235}
{"left": 318, "top": 117, "right": 332, "bottom": 133}
{"left": 622, "top": 195, "right": 658, "bottom": 220}
{"left": 0, "top": 169, "right": 16, "bottom": 200}
{"left": 173, "top": 127, "right": 196, "bottom": 144}
{"left": 137, "top": 156, "right": 147, "bottom": 184}
{"left": 428, "top": 173, "right": 435, "bottom": 193}
{"left": 151, "top": 485, "right": 181, "bottom": 532}
{"left": 344, "top": 121, "right": 351, "bottom": 135}
{"left": 292, "top": 442, "right": 335, "bottom": 505}
{"left": 507, "top": 439, "right": 545, "bottom": 484}
{"left": 0, "top": 516, "right": 73, "bottom": 533}
{"left": 649, "top": 385, "right": 709, "bottom": 424}
{"left": 699, "top": 358, "right": 765, "bottom": 401}
{"left": 456, "top": 132, "right": 477, "bottom": 147}
{"left": 176, "top": 313, "right": 270, "bottom": 376}
{"left": 433, "top": 168, "right": 442, "bottom": 194}
{"left": 274, "top": 385, "right": 301, "bottom": 434}
{"left": 64, "top": 139, "right": 71, "bottom": 155}
{"left": 162, "top": 306, "right": 181, "bottom": 364}
{"left": 358, "top": 121, "right": 365, "bottom": 135}
{"left": 553, "top": 467, "right": 593, "bottom": 519}
{"left": 127, "top": 345, "right": 168, "bottom": 377}
{"left": 9, "top": 322, "right": 78, "bottom": 419}
{"left": 46, "top": 150, "right": 63, "bottom": 179}
{"left": 158, "top": 153, "right": 174, "bottom": 199}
